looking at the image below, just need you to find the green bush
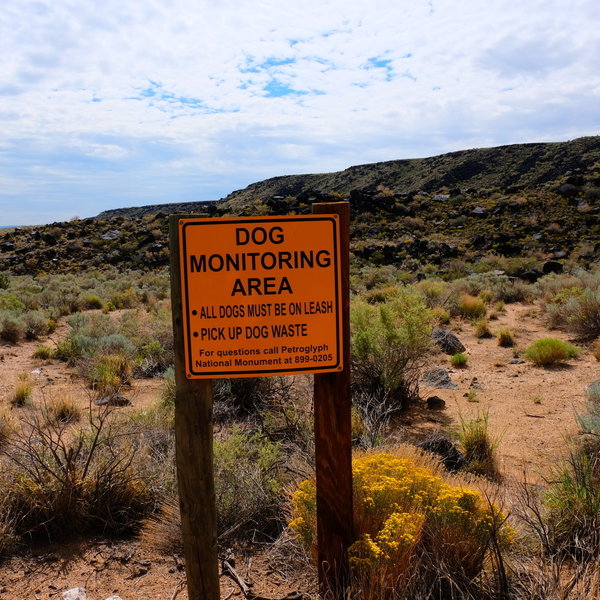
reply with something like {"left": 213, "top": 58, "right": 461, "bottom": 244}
{"left": 351, "top": 289, "right": 434, "bottom": 409}
{"left": 524, "top": 338, "right": 580, "bottom": 366}
{"left": 22, "top": 311, "right": 51, "bottom": 340}
{"left": 214, "top": 428, "right": 284, "bottom": 540}
{"left": 32, "top": 346, "right": 55, "bottom": 359}
{"left": 451, "top": 352, "right": 468, "bottom": 367}
{"left": 586, "top": 381, "right": 600, "bottom": 403}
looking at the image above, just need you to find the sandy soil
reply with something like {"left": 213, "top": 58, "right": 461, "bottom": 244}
{"left": 0, "top": 302, "right": 598, "bottom": 599}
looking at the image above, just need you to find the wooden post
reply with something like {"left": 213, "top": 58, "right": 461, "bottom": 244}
{"left": 169, "top": 215, "right": 221, "bottom": 600}
{"left": 312, "top": 202, "right": 354, "bottom": 599}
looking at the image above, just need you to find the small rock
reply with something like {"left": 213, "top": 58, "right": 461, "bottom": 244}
{"left": 421, "top": 368, "right": 458, "bottom": 390}
{"left": 62, "top": 588, "right": 86, "bottom": 600}
{"left": 417, "top": 434, "right": 467, "bottom": 472}
{"left": 431, "top": 328, "right": 466, "bottom": 355}
{"left": 101, "top": 230, "right": 121, "bottom": 240}
{"left": 469, "top": 377, "right": 484, "bottom": 390}
{"left": 542, "top": 261, "right": 563, "bottom": 275}
{"left": 426, "top": 395, "right": 446, "bottom": 410}
{"left": 104, "top": 596, "right": 123, "bottom": 600}
{"left": 94, "top": 395, "right": 131, "bottom": 407}
{"left": 508, "top": 358, "right": 525, "bottom": 364}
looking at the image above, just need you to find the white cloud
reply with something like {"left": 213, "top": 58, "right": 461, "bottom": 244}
{"left": 0, "top": 0, "right": 598, "bottom": 224}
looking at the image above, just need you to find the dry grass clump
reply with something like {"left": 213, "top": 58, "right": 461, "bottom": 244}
{"left": 473, "top": 317, "right": 493, "bottom": 339}
{"left": 457, "top": 294, "right": 487, "bottom": 319}
{"left": 44, "top": 394, "right": 81, "bottom": 425}
{"left": 455, "top": 411, "right": 501, "bottom": 479}
{"left": 497, "top": 328, "right": 516, "bottom": 347}
{"left": 11, "top": 373, "right": 33, "bottom": 407}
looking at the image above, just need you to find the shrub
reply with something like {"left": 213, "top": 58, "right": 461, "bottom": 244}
{"left": 451, "top": 352, "right": 468, "bottom": 367}
{"left": 80, "top": 294, "right": 103, "bottom": 309}
{"left": 22, "top": 311, "right": 51, "bottom": 340}
{"left": 12, "top": 373, "right": 33, "bottom": 407}
{"left": 497, "top": 328, "right": 516, "bottom": 347}
{"left": 0, "top": 273, "right": 9, "bottom": 290}
{"left": 290, "top": 450, "right": 512, "bottom": 597}
{"left": 457, "top": 294, "right": 487, "bottom": 319}
{"left": 161, "top": 366, "right": 176, "bottom": 408}
{"left": 1, "top": 408, "right": 155, "bottom": 542}
{"left": 87, "top": 352, "right": 133, "bottom": 395}
{"left": 45, "top": 395, "right": 81, "bottom": 425}
{"left": 214, "top": 428, "right": 284, "bottom": 540}
{"left": 456, "top": 411, "right": 500, "bottom": 479}
{"left": 0, "top": 314, "right": 25, "bottom": 343}
{"left": 586, "top": 381, "right": 600, "bottom": 403}
{"left": 431, "top": 307, "right": 450, "bottom": 325}
{"left": 33, "top": 345, "right": 55, "bottom": 359}
{"left": 544, "top": 449, "right": 600, "bottom": 558}
{"left": 524, "top": 338, "right": 580, "bottom": 366}
{"left": 473, "top": 317, "right": 492, "bottom": 338}
{"left": 351, "top": 290, "right": 433, "bottom": 410}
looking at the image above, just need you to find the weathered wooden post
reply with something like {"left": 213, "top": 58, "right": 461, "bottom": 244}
{"left": 312, "top": 202, "right": 353, "bottom": 599}
{"left": 169, "top": 215, "right": 220, "bottom": 600}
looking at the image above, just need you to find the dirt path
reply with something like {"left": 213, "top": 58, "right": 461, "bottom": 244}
{"left": 408, "top": 302, "right": 599, "bottom": 484}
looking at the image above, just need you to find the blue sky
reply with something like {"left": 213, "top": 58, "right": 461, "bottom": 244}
{"left": 1, "top": 0, "right": 599, "bottom": 225}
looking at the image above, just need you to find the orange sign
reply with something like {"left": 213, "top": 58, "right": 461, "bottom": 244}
{"left": 179, "top": 215, "right": 343, "bottom": 378}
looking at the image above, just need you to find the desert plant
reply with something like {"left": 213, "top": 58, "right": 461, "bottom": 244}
{"left": 44, "top": 395, "right": 81, "bottom": 425}
{"left": 497, "top": 328, "right": 516, "bottom": 347}
{"left": 214, "top": 428, "right": 284, "bottom": 540}
{"left": 87, "top": 352, "right": 133, "bottom": 395}
{"left": 0, "top": 314, "right": 25, "bottom": 344}
{"left": 457, "top": 294, "right": 487, "bottom": 319}
{"left": 32, "top": 345, "right": 55, "bottom": 359}
{"left": 473, "top": 317, "right": 493, "bottom": 338}
{"left": 586, "top": 381, "right": 600, "bottom": 403}
{"left": 524, "top": 338, "right": 580, "bottom": 366}
{"left": 544, "top": 449, "right": 600, "bottom": 558}
{"left": 351, "top": 289, "right": 434, "bottom": 411}
{"left": 11, "top": 373, "right": 32, "bottom": 407}
{"left": 0, "top": 405, "right": 156, "bottom": 543}
{"left": 456, "top": 411, "right": 500, "bottom": 479}
{"left": 21, "top": 311, "right": 51, "bottom": 340}
{"left": 290, "top": 449, "right": 512, "bottom": 598}
{"left": 451, "top": 352, "right": 468, "bottom": 367}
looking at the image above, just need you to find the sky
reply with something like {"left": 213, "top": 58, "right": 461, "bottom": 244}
{"left": 1, "top": 0, "right": 599, "bottom": 226}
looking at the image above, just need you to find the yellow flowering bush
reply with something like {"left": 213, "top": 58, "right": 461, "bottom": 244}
{"left": 290, "top": 450, "right": 513, "bottom": 596}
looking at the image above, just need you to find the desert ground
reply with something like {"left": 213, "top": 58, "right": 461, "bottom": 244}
{"left": 0, "top": 300, "right": 598, "bottom": 599}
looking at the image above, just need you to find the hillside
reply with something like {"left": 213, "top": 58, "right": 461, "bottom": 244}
{"left": 1, "top": 136, "right": 599, "bottom": 275}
